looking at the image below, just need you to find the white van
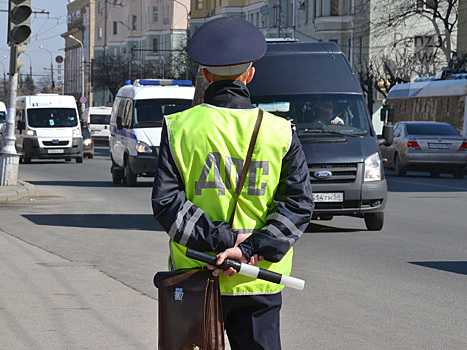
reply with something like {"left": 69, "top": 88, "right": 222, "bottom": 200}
{"left": 16, "top": 94, "right": 83, "bottom": 163}
{"left": 83, "top": 106, "right": 112, "bottom": 144}
{"left": 109, "top": 79, "right": 195, "bottom": 186}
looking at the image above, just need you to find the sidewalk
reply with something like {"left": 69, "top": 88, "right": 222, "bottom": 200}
{"left": 0, "top": 231, "right": 158, "bottom": 349}
{"left": 0, "top": 180, "right": 35, "bottom": 202}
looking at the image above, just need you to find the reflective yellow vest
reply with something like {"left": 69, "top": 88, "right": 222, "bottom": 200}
{"left": 166, "top": 104, "right": 293, "bottom": 295}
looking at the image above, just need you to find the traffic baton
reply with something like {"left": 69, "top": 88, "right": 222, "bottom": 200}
{"left": 186, "top": 248, "right": 305, "bottom": 291}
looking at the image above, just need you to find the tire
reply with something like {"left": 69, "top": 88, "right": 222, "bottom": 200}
{"left": 88, "top": 154, "right": 94, "bottom": 159}
{"left": 319, "top": 215, "right": 334, "bottom": 221}
{"left": 453, "top": 169, "right": 465, "bottom": 179}
{"left": 76, "top": 156, "right": 83, "bottom": 163}
{"left": 111, "top": 162, "right": 123, "bottom": 185}
{"left": 65, "top": 157, "right": 72, "bottom": 162}
{"left": 429, "top": 170, "right": 440, "bottom": 178}
{"left": 23, "top": 145, "right": 31, "bottom": 164}
{"left": 124, "top": 161, "right": 137, "bottom": 187}
{"left": 364, "top": 212, "right": 384, "bottom": 231}
{"left": 394, "top": 154, "right": 407, "bottom": 177}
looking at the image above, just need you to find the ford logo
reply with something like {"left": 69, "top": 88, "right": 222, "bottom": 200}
{"left": 314, "top": 171, "right": 332, "bottom": 179}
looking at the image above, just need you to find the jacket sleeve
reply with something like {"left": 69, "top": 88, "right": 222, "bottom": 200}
{"left": 151, "top": 120, "right": 237, "bottom": 252}
{"left": 238, "top": 129, "right": 314, "bottom": 262}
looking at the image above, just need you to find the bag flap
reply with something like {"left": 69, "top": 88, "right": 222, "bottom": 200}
{"left": 154, "top": 269, "right": 213, "bottom": 292}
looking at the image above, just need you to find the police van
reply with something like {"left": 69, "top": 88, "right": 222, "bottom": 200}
{"left": 109, "top": 79, "right": 195, "bottom": 186}
{"left": 0, "top": 101, "right": 6, "bottom": 131}
{"left": 16, "top": 94, "right": 83, "bottom": 163}
{"left": 83, "top": 106, "right": 112, "bottom": 144}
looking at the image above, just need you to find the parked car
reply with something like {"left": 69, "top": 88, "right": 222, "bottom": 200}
{"left": 82, "top": 125, "right": 94, "bottom": 159}
{"left": 380, "top": 121, "right": 467, "bottom": 178}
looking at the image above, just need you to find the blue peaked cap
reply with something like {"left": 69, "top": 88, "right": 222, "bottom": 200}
{"left": 188, "top": 17, "right": 267, "bottom": 70}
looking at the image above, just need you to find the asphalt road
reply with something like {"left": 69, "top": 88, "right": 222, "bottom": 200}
{"left": 1, "top": 145, "right": 466, "bottom": 349}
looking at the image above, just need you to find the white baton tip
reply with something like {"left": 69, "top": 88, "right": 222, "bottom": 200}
{"left": 280, "top": 275, "right": 305, "bottom": 290}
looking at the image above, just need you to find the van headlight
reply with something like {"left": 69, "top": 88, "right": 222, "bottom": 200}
{"left": 136, "top": 140, "right": 152, "bottom": 154}
{"left": 364, "top": 152, "right": 382, "bottom": 182}
{"left": 73, "top": 128, "right": 81, "bottom": 136}
{"left": 26, "top": 129, "right": 36, "bottom": 136}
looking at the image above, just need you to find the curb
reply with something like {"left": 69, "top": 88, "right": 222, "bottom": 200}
{"left": 0, "top": 180, "right": 36, "bottom": 202}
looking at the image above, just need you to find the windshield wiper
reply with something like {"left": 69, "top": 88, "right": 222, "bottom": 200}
{"left": 297, "top": 129, "right": 358, "bottom": 137}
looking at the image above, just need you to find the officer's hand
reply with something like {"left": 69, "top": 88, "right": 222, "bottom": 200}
{"left": 208, "top": 247, "right": 247, "bottom": 277}
{"left": 248, "top": 254, "right": 264, "bottom": 266}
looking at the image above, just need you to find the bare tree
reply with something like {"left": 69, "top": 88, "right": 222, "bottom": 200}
{"left": 92, "top": 54, "right": 129, "bottom": 101}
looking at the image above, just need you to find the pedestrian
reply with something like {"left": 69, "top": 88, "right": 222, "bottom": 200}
{"left": 152, "top": 16, "right": 314, "bottom": 350}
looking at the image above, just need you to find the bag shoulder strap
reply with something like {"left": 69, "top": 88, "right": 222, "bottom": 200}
{"left": 228, "top": 109, "right": 263, "bottom": 227}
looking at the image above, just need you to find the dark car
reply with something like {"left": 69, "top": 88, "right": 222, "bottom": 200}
{"left": 380, "top": 121, "right": 467, "bottom": 178}
{"left": 82, "top": 125, "right": 94, "bottom": 159}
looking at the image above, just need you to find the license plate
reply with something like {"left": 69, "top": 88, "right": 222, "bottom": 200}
{"left": 313, "top": 192, "right": 343, "bottom": 202}
{"left": 429, "top": 143, "right": 451, "bottom": 149}
{"left": 48, "top": 149, "right": 64, "bottom": 154}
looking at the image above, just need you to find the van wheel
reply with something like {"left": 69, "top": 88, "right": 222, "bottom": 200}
{"left": 394, "top": 154, "right": 406, "bottom": 177}
{"left": 76, "top": 156, "right": 83, "bottom": 163}
{"left": 23, "top": 146, "right": 31, "bottom": 164}
{"left": 111, "top": 163, "right": 124, "bottom": 184}
{"left": 364, "top": 212, "right": 384, "bottom": 231}
{"left": 124, "top": 162, "right": 137, "bottom": 187}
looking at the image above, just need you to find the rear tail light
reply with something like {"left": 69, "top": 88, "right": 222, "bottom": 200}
{"left": 407, "top": 140, "right": 421, "bottom": 150}
{"left": 460, "top": 141, "right": 467, "bottom": 150}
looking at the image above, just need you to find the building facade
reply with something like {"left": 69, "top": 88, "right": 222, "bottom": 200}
{"left": 63, "top": 0, "right": 190, "bottom": 108}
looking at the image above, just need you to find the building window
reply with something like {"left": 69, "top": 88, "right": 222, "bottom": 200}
{"left": 98, "top": 27, "right": 103, "bottom": 39}
{"left": 417, "top": 0, "right": 436, "bottom": 10}
{"left": 132, "top": 15, "right": 137, "bottom": 30}
{"left": 113, "top": 21, "right": 118, "bottom": 35}
{"left": 196, "top": 0, "right": 203, "bottom": 10}
{"left": 153, "top": 38, "right": 158, "bottom": 53}
{"left": 331, "top": 0, "right": 339, "bottom": 16}
{"left": 153, "top": 6, "right": 159, "bottom": 23}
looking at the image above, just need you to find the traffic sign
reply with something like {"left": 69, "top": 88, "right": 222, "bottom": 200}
{"left": 56, "top": 55, "right": 63, "bottom": 64}
{"left": 80, "top": 96, "right": 87, "bottom": 104}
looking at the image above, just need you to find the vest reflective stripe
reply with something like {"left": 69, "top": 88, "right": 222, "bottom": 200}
{"left": 166, "top": 104, "right": 293, "bottom": 295}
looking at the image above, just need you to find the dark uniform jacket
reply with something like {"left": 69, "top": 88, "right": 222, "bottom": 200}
{"left": 152, "top": 80, "right": 314, "bottom": 263}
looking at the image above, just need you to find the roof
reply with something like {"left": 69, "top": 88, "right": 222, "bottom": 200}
{"left": 116, "top": 80, "right": 195, "bottom": 101}
{"left": 248, "top": 42, "right": 362, "bottom": 97}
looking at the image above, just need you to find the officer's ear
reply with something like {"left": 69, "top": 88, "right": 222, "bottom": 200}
{"left": 202, "top": 68, "right": 214, "bottom": 84}
{"left": 245, "top": 67, "right": 255, "bottom": 84}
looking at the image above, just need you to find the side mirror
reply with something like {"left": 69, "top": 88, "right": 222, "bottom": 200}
{"left": 387, "top": 109, "right": 394, "bottom": 123}
{"left": 378, "top": 124, "right": 394, "bottom": 147}
{"left": 116, "top": 116, "right": 123, "bottom": 130}
{"left": 380, "top": 108, "right": 386, "bottom": 122}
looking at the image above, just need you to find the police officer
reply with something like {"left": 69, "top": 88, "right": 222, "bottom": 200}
{"left": 152, "top": 17, "right": 314, "bottom": 350}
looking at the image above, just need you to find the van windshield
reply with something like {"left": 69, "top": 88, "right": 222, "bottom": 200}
{"left": 27, "top": 108, "right": 79, "bottom": 128}
{"left": 90, "top": 114, "right": 111, "bottom": 124}
{"left": 252, "top": 94, "right": 371, "bottom": 137}
{"left": 133, "top": 99, "right": 192, "bottom": 128}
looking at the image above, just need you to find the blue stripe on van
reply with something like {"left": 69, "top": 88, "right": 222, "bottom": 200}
{"left": 110, "top": 125, "right": 137, "bottom": 140}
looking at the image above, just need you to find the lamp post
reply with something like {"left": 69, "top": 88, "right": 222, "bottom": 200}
{"left": 39, "top": 46, "right": 55, "bottom": 91}
{"left": 68, "top": 35, "right": 85, "bottom": 113}
{"left": 170, "top": 0, "right": 190, "bottom": 80}
{"left": 117, "top": 20, "right": 133, "bottom": 81}
{"left": 0, "top": 61, "right": 5, "bottom": 98}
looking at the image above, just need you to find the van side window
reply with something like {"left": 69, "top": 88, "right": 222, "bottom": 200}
{"left": 123, "top": 100, "right": 132, "bottom": 128}
{"left": 116, "top": 100, "right": 125, "bottom": 122}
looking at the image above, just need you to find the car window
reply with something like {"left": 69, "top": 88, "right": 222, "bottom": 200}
{"left": 406, "top": 123, "right": 460, "bottom": 136}
{"left": 394, "top": 124, "right": 402, "bottom": 137}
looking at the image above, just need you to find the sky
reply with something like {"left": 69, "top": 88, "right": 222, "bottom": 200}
{"left": 0, "top": 0, "right": 68, "bottom": 85}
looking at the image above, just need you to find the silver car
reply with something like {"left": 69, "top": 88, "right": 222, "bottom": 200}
{"left": 380, "top": 121, "right": 467, "bottom": 178}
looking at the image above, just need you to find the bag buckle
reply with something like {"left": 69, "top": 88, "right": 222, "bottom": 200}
{"left": 174, "top": 288, "right": 184, "bottom": 301}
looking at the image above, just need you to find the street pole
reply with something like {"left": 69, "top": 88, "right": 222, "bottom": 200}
{"left": 40, "top": 46, "right": 55, "bottom": 91}
{"left": 171, "top": 0, "right": 190, "bottom": 80}
{"left": 69, "top": 35, "right": 85, "bottom": 114}
{"left": 117, "top": 20, "right": 133, "bottom": 81}
{"left": 0, "top": 45, "right": 21, "bottom": 186}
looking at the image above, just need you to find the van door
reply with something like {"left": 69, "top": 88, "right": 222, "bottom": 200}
{"left": 119, "top": 99, "right": 133, "bottom": 164}
{"left": 112, "top": 100, "right": 127, "bottom": 166}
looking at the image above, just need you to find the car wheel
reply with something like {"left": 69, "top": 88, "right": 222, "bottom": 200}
{"left": 23, "top": 145, "right": 31, "bottom": 164}
{"left": 453, "top": 169, "right": 465, "bottom": 179}
{"left": 76, "top": 156, "right": 83, "bottom": 163}
{"left": 429, "top": 170, "right": 440, "bottom": 178}
{"left": 111, "top": 165, "right": 123, "bottom": 185}
{"left": 124, "top": 161, "right": 137, "bottom": 187}
{"left": 364, "top": 212, "right": 384, "bottom": 231}
{"left": 394, "top": 154, "right": 407, "bottom": 177}
{"left": 88, "top": 154, "right": 94, "bottom": 159}
{"left": 65, "top": 157, "right": 72, "bottom": 162}
{"left": 319, "top": 215, "right": 333, "bottom": 221}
